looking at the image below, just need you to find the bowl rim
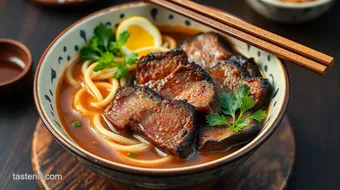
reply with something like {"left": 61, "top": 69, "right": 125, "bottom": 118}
{"left": 260, "top": 0, "right": 334, "bottom": 8}
{"left": 34, "top": 1, "right": 290, "bottom": 176}
{"left": 0, "top": 39, "right": 32, "bottom": 87}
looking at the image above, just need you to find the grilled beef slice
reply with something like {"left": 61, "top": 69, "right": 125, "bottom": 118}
{"left": 179, "top": 32, "right": 232, "bottom": 69}
{"left": 130, "top": 99, "right": 196, "bottom": 158}
{"left": 137, "top": 50, "right": 219, "bottom": 113}
{"left": 226, "top": 55, "right": 262, "bottom": 77}
{"left": 198, "top": 113, "right": 261, "bottom": 152}
{"left": 136, "top": 49, "right": 189, "bottom": 85}
{"left": 104, "top": 86, "right": 162, "bottom": 130}
{"left": 209, "top": 56, "right": 272, "bottom": 110}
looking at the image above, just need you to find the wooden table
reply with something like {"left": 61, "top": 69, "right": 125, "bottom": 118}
{"left": 0, "top": 0, "right": 339, "bottom": 189}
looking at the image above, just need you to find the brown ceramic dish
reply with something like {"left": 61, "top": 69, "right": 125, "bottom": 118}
{"left": 34, "top": 2, "right": 290, "bottom": 189}
{"left": 0, "top": 39, "right": 32, "bottom": 97}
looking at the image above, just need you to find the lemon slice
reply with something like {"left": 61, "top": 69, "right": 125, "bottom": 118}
{"left": 116, "top": 16, "right": 162, "bottom": 55}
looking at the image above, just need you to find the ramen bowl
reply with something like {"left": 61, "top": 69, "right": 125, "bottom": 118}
{"left": 246, "top": 0, "right": 336, "bottom": 23}
{"left": 34, "top": 2, "right": 289, "bottom": 189}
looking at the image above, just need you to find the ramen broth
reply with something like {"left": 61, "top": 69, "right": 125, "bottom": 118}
{"left": 57, "top": 25, "right": 242, "bottom": 168}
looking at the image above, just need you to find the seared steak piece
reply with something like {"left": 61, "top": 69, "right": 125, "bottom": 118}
{"left": 243, "top": 78, "right": 272, "bottom": 110}
{"left": 209, "top": 56, "right": 272, "bottom": 110}
{"left": 198, "top": 113, "right": 261, "bottom": 152}
{"left": 137, "top": 49, "right": 220, "bottom": 113}
{"left": 209, "top": 58, "right": 249, "bottom": 94}
{"left": 226, "top": 56, "right": 262, "bottom": 77}
{"left": 146, "top": 63, "right": 219, "bottom": 113}
{"left": 130, "top": 99, "right": 196, "bottom": 158}
{"left": 104, "top": 86, "right": 162, "bottom": 130}
{"left": 179, "top": 32, "right": 232, "bottom": 69}
{"left": 136, "top": 49, "right": 189, "bottom": 84}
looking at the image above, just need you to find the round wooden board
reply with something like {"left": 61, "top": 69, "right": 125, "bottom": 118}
{"left": 32, "top": 116, "right": 295, "bottom": 190}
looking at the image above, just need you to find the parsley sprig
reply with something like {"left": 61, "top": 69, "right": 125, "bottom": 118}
{"left": 206, "top": 85, "right": 267, "bottom": 132}
{"left": 79, "top": 23, "right": 138, "bottom": 78}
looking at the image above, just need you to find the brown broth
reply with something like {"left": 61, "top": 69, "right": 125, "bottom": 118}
{"left": 57, "top": 26, "right": 240, "bottom": 168}
{"left": 0, "top": 59, "right": 23, "bottom": 83}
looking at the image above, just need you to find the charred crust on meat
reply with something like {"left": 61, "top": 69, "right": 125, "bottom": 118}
{"left": 249, "top": 78, "right": 273, "bottom": 110}
{"left": 137, "top": 49, "right": 189, "bottom": 67}
{"left": 189, "top": 62, "right": 213, "bottom": 83}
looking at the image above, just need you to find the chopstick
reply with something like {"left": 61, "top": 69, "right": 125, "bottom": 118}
{"left": 144, "top": 0, "right": 332, "bottom": 75}
{"left": 168, "top": 0, "right": 333, "bottom": 67}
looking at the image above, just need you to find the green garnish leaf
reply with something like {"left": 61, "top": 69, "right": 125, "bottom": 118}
{"left": 94, "top": 23, "right": 114, "bottom": 50}
{"left": 109, "top": 41, "right": 122, "bottom": 56}
{"left": 232, "top": 118, "right": 251, "bottom": 132}
{"left": 93, "top": 52, "right": 115, "bottom": 72}
{"left": 71, "top": 120, "right": 81, "bottom": 127}
{"left": 234, "top": 84, "right": 250, "bottom": 101}
{"left": 206, "top": 113, "right": 229, "bottom": 126}
{"left": 80, "top": 47, "right": 101, "bottom": 61}
{"left": 79, "top": 23, "right": 136, "bottom": 78}
{"left": 117, "top": 31, "right": 130, "bottom": 46}
{"left": 127, "top": 152, "right": 136, "bottom": 157}
{"left": 249, "top": 110, "right": 267, "bottom": 121}
{"left": 124, "top": 53, "right": 138, "bottom": 65}
{"left": 240, "top": 96, "right": 256, "bottom": 113}
{"left": 114, "top": 64, "right": 129, "bottom": 79}
{"left": 206, "top": 85, "right": 267, "bottom": 133}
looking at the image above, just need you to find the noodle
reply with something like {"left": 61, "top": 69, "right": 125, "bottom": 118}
{"left": 162, "top": 35, "right": 177, "bottom": 49}
{"left": 91, "top": 68, "right": 116, "bottom": 80}
{"left": 118, "top": 152, "right": 174, "bottom": 167}
{"left": 81, "top": 61, "right": 91, "bottom": 76}
{"left": 93, "top": 114, "right": 139, "bottom": 145}
{"left": 107, "top": 141, "right": 150, "bottom": 153}
{"left": 73, "top": 88, "right": 95, "bottom": 115}
{"left": 66, "top": 54, "right": 81, "bottom": 88}
{"left": 84, "top": 62, "right": 104, "bottom": 101}
{"left": 94, "top": 79, "right": 119, "bottom": 108}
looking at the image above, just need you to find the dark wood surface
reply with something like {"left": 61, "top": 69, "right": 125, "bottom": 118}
{"left": 0, "top": 0, "right": 339, "bottom": 189}
{"left": 32, "top": 117, "right": 294, "bottom": 190}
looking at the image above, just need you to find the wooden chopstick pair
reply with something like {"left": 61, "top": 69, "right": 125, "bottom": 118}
{"left": 144, "top": 0, "right": 334, "bottom": 75}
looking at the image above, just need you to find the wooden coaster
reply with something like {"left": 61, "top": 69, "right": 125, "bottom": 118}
{"left": 32, "top": 116, "right": 295, "bottom": 190}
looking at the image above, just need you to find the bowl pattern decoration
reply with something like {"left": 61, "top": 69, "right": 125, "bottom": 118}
{"left": 34, "top": 2, "right": 289, "bottom": 189}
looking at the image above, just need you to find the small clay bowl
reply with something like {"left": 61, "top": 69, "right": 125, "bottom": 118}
{"left": 0, "top": 39, "right": 32, "bottom": 97}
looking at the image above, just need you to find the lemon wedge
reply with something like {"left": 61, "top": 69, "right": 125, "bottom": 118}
{"left": 116, "top": 16, "right": 162, "bottom": 55}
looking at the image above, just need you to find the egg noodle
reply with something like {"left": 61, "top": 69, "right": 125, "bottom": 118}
{"left": 64, "top": 35, "right": 176, "bottom": 167}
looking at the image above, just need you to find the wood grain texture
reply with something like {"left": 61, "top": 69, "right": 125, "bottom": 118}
{"left": 1, "top": 0, "right": 340, "bottom": 190}
{"left": 31, "top": 116, "right": 294, "bottom": 190}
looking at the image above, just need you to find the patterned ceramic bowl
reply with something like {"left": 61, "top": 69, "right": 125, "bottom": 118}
{"left": 246, "top": 0, "right": 336, "bottom": 23}
{"left": 34, "top": 2, "right": 289, "bottom": 189}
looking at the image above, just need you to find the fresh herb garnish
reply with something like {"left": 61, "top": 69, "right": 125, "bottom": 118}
{"left": 206, "top": 85, "right": 267, "bottom": 132}
{"left": 71, "top": 120, "right": 81, "bottom": 127}
{"left": 109, "top": 31, "right": 130, "bottom": 56}
{"left": 127, "top": 152, "right": 136, "bottom": 157}
{"left": 79, "top": 23, "right": 138, "bottom": 78}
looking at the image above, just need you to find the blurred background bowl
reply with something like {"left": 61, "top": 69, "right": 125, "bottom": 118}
{"left": 246, "top": 0, "right": 336, "bottom": 23}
